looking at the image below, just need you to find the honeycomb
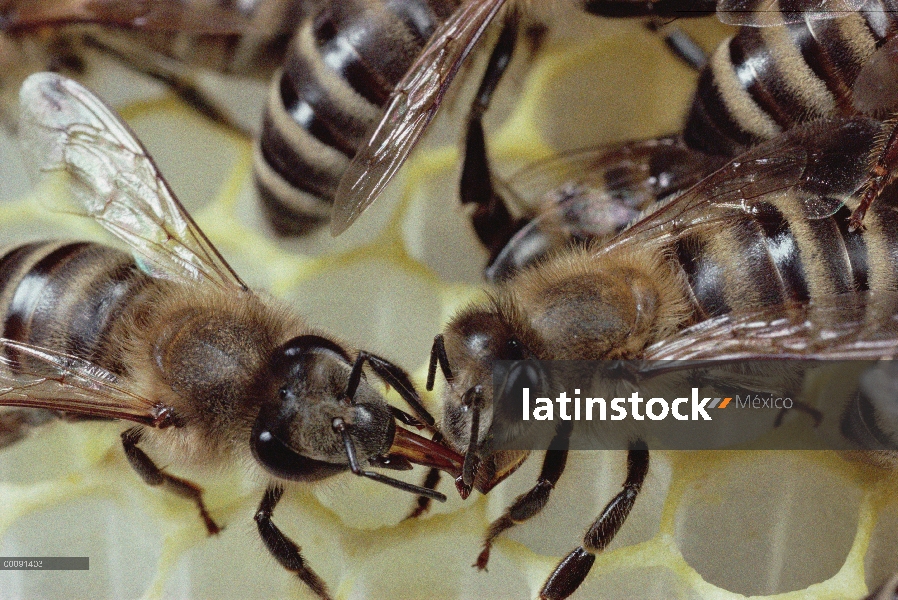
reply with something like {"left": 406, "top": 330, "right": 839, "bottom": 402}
{"left": 0, "top": 11, "right": 896, "bottom": 600}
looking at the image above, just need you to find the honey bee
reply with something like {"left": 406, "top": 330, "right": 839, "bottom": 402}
{"left": 328, "top": 0, "right": 887, "bottom": 236}
{"left": 471, "top": 136, "right": 723, "bottom": 281}
{"left": 426, "top": 115, "right": 898, "bottom": 599}
{"left": 471, "top": 0, "right": 898, "bottom": 282}
{"left": 3, "top": 72, "right": 469, "bottom": 600}
{"left": 680, "top": 0, "right": 898, "bottom": 231}
{"left": 0, "top": 0, "right": 308, "bottom": 133}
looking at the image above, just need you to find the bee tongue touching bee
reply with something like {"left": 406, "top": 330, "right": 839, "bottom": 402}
{"left": 424, "top": 112, "right": 898, "bottom": 599}
{"left": 0, "top": 71, "right": 469, "bottom": 600}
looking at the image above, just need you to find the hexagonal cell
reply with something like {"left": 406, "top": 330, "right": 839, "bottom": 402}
{"left": 346, "top": 508, "right": 530, "bottom": 600}
{"left": 402, "top": 163, "right": 489, "bottom": 285}
{"left": 165, "top": 495, "right": 333, "bottom": 600}
{"left": 285, "top": 258, "right": 443, "bottom": 369}
{"left": 573, "top": 565, "right": 703, "bottom": 600}
{"left": 0, "top": 498, "right": 161, "bottom": 599}
{"left": 0, "top": 130, "right": 29, "bottom": 203}
{"left": 865, "top": 494, "right": 898, "bottom": 592}
{"left": 488, "top": 450, "right": 670, "bottom": 560}
{"left": 531, "top": 21, "right": 706, "bottom": 153}
{"left": 674, "top": 452, "right": 862, "bottom": 596}
{"left": 0, "top": 420, "right": 118, "bottom": 485}
{"left": 125, "top": 110, "right": 243, "bottom": 216}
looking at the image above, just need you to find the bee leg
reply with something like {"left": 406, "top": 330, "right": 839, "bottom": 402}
{"left": 405, "top": 468, "right": 443, "bottom": 520}
{"left": 460, "top": 13, "right": 527, "bottom": 263}
{"left": 350, "top": 351, "right": 451, "bottom": 518}
{"left": 0, "top": 409, "right": 60, "bottom": 449}
{"left": 850, "top": 121, "right": 898, "bottom": 232}
{"left": 427, "top": 334, "right": 454, "bottom": 391}
{"left": 79, "top": 34, "right": 249, "bottom": 138}
{"left": 476, "top": 422, "right": 573, "bottom": 570}
{"left": 644, "top": 19, "right": 708, "bottom": 71}
{"left": 255, "top": 484, "right": 332, "bottom": 600}
{"left": 349, "top": 350, "right": 438, "bottom": 430}
{"left": 537, "top": 440, "right": 649, "bottom": 600}
{"left": 333, "top": 418, "right": 447, "bottom": 501}
{"left": 120, "top": 427, "right": 221, "bottom": 535}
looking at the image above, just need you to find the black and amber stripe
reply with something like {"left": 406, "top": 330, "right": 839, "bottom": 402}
{"left": 684, "top": 0, "right": 898, "bottom": 157}
{"left": 0, "top": 242, "right": 152, "bottom": 374}
{"left": 668, "top": 186, "right": 898, "bottom": 321}
{"left": 253, "top": 0, "right": 461, "bottom": 235}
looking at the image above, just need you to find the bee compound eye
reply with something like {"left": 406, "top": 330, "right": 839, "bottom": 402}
{"left": 250, "top": 410, "right": 342, "bottom": 482}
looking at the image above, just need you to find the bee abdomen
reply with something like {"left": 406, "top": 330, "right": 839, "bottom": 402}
{"left": 684, "top": 7, "right": 890, "bottom": 156}
{"left": 671, "top": 195, "right": 898, "bottom": 320}
{"left": 0, "top": 241, "right": 150, "bottom": 370}
{"left": 254, "top": 0, "right": 460, "bottom": 235}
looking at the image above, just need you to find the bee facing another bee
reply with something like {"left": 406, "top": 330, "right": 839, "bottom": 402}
{"left": 0, "top": 71, "right": 472, "bottom": 600}
{"left": 425, "top": 114, "right": 898, "bottom": 599}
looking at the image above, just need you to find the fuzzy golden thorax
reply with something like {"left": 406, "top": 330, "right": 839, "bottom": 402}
{"left": 502, "top": 245, "right": 692, "bottom": 360}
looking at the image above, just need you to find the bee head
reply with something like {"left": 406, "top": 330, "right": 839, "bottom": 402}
{"left": 430, "top": 297, "right": 542, "bottom": 489}
{"left": 250, "top": 335, "right": 395, "bottom": 482}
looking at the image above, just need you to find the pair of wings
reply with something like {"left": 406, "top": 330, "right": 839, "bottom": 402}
{"left": 329, "top": 0, "right": 878, "bottom": 233}
{"left": 0, "top": 72, "right": 248, "bottom": 426}
{"left": 0, "top": 0, "right": 878, "bottom": 234}
{"left": 484, "top": 138, "right": 724, "bottom": 281}
{"left": 0, "top": 91, "right": 890, "bottom": 430}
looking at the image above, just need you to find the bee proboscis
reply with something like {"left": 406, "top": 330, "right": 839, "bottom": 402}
{"left": 4, "top": 71, "right": 470, "bottom": 600}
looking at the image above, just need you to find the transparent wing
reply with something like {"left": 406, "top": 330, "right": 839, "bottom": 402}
{"left": 0, "top": 0, "right": 275, "bottom": 35}
{"left": 505, "top": 137, "right": 718, "bottom": 206}
{"left": 18, "top": 72, "right": 247, "bottom": 291}
{"left": 487, "top": 138, "right": 722, "bottom": 281}
{"left": 717, "top": 0, "right": 870, "bottom": 27}
{"left": 852, "top": 36, "right": 898, "bottom": 115}
{"left": 331, "top": 0, "right": 507, "bottom": 235}
{"left": 604, "top": 117, "right": 883, "bottom": 253}
{"left": 0, "top": 338, "right": 175, "bottom": 426}
{"left": 644, "top": 292, "right": 898, "bottom": 361}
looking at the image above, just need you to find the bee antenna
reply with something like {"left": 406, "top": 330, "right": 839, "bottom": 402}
{"left": 349, "top": 351, "right": 436, "bottom": 428}
{"left": 344, "top": 352, "right": 368, "bottom": 403}
{"left": 332, "top": 418, "right": 446, "bottom": 502}
{"left": 462, "top": 385, "right": 484, "bottom": 488}
{"left": 427, "top": 334, "right": 454, "bottom": 391}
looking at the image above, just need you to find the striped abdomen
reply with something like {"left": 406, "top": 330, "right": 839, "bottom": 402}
{"left": 254, "top": 0, "right": 461, "bottom": 235}
{"left": 0, "top": 241, "right": 152, "bottom": 374}
{"left": 684, "top": 2, "right": 898, "bottom": 156}
{"left": 670, "top": 189, "right": 898, "bottom": 321}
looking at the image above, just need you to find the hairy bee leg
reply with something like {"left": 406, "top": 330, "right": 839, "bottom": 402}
{"left": 0, "top": 409, "right": 60, "bottom": 449}
{"left": 120, "top": 427, "right": 221, "bottom": 535}
{"left": 538, "top": 441, "right": 649, "bottom": 600}
{"left": 405, "top": 467, "right": 443, "bottom": 519}
{"left": 79, "top": 35, "right": 250, "bottom": 137}
{"left": 850, "top": 121, "right": 898, "bottom": 232}
{"left": 476, "top": 422, "right": 573, "bottom": 570}
{"left": 333, "top": 418, "right": 447, "bottom": 501}
{"left": 460, "top": 13, "right": 527, "bottom": 262}
{"left": 349, "top": 351, "right": 438, "bottom": 430}
{"left": 255, "top": 484, "right": 332, "bottom": 600}
{"left": 644, "top": 20, "right": 708, "bottom": 71}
